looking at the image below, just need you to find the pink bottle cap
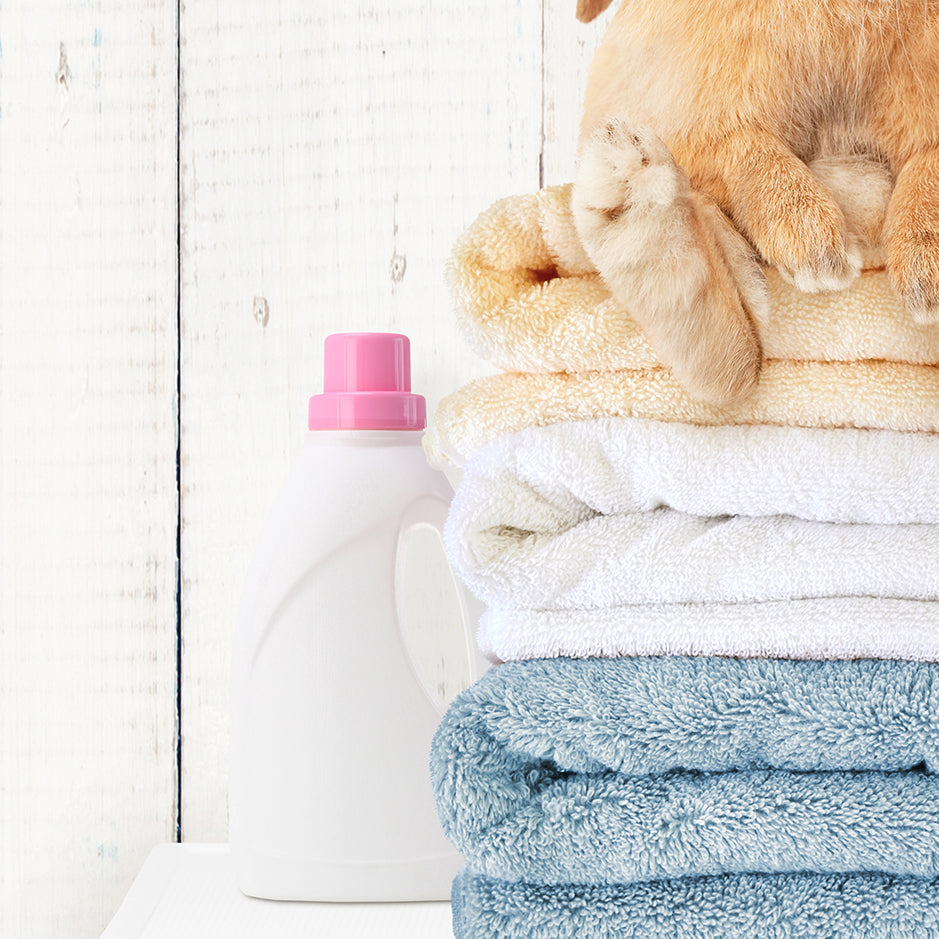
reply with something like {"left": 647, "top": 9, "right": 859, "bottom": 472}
{"left": 308, "top": 332, "right": 427, "bottom": 430}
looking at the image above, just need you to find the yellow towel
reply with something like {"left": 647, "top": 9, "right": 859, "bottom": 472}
{"left": 450, "top": 185, "right": 939, "bottom": 372}
{"left": 430, "top": 185, "right": 939, "bottom": 466}
{"left": 425, "top": 363, "right": 939, "bottom": 467}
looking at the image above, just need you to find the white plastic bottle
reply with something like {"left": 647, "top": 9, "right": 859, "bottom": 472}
{"left": 230, "top": 332, "right": 481, "bottom": 902}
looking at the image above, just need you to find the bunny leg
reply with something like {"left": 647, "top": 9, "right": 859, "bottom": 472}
{"left": 677, "top": 127, "right": 862, "bottom": 294}
{"left": 884, "top": 147, "right": 939, "bottom": 325}
{"left": 573, "top": 118, "right": 765, "bottom": 406}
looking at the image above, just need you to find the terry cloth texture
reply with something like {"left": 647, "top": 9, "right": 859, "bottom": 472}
{"left": 446, "top": 417, "right": 939, "bottom": 661}
{"left": 445, "top": 419, "right": 939, "bottom": 613}
{"left": 478, "top": 598, "right": 939, "bottom": 663}
{"left": 449, "top": 183, "right": 939, "bottom": 373}
{"left": 450, "top": 417, "right": 939, "bottom": 527}
{"left": 425, "top": 363, "right": 939, "bottom": 467}
{"left": 428, "top": 184, "right": 939, "bottom": 468}
{"left": 431, "top": 657, "right": 939, "bottom": 886}
{"left": 451, "top": 870, "right": 939, "bottom": 939}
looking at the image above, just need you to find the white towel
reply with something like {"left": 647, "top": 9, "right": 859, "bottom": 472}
{"left": 477, "top": 597, "right": 939, "bottom": 663}
{"left": 452, "top": 417, "right": 939, "bottom": 525}
{"left": 445, "top": 417, "right": 939, "bottom": 612}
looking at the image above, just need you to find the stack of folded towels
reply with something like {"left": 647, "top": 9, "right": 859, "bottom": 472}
{"left": 427, "top": 185, "right": 939, "bottom": 938}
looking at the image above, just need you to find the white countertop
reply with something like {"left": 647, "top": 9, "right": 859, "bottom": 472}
{"left": 101, "top": 844, "right": 454, "bottom": 938}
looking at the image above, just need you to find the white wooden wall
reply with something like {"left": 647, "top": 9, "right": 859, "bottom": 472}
{"left": 0, "top": 2, "right": 612, "bottom": 935}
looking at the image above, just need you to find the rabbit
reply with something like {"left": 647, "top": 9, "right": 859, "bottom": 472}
{"left": 572, "top": 0, "right": 938, "bottom": 405}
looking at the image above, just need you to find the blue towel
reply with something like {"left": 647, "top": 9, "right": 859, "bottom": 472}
{"left": 452, "top": 870, "right": 939, "bottom": 938}
{"left": 431, "top": 657, "right": 939, "bottom": 903}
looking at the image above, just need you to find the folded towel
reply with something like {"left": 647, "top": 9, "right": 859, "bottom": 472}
{"left": 448, "top": 418, "right": 939, "bottom": 659}
{"left": 445, "top": 419, "right": 939, "bottom": 616}
{"left": 450, "top": 184, "right": 939, "bottom": 372}
{"left": 452, "top": 870, "right": 939, "bottom": 939}
{"left": 431, "top": 657, "right": 939, "bottom": 886}
{"left": 425, "top": 363, "right": 939, "bottom": 467}
{"left": 451, "top": 417, "right": 939, "bottom": 526}
{"left": 479, "top": 597, "right": 939, "bottom": 663}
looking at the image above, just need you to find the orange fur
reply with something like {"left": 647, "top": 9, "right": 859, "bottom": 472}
{"left": 577, "top": 0, "right": 614, "bottom": 23}
{"left": 574, "top": 0, "right": 939, "bottom": 403}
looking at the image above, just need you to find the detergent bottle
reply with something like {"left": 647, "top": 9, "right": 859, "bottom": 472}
{"left": 230, "top": 332, "right": 482, "bottom": 901}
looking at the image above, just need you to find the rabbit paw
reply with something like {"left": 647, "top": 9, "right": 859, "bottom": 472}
{"left": 574, "top": 119, "right": 685, "bottom": 234}
{"left": 888, "top": 231, "right": 939, "bottom": 325}
{"left": 573, "top": 119, "right": 764, "bottom": 407}
{"left": 746, "top": 171, "right": 861, "bottom": 293}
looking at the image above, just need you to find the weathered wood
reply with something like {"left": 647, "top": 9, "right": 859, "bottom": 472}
{"left": 178, "top": 0, "right": 544, "bottom": 841}
{"left": 543, "top": 0, "right": 614, "bottom": 183}
{"left": 0, "top": 1, "right": 179, "bottom": 936}
{"left": 1, "top": 3, "right": 614, "bottom": 932}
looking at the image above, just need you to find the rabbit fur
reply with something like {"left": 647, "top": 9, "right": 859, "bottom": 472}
{"left": 573, "top": 0, "right": 938, "bottom": 404}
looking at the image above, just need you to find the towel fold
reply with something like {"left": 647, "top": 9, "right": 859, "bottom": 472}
{"left": 431, "top": 184, "right": 939, "bottom": 467}
{"left": 445, "top": 418, "right": 939, "bottom": 616}
{"left": 425, "top": 362, "right": 939, "bottom": 467}
{"left": 431, "top": 657, "right": 939, "bottom": 887}
{"left": 478, "top": 597, "right": 939, "bottom": 663}
{"left": 451, "top": 417, "right": 939, "bottom": 526}
{"left": 452, "top": 870, "right": 939, "bottom": 938}
{"left": 450, "top": 184, "right": 939, "bottom": 372}
{"left": 437, "top": 185, "right": 939, "bottom": 938}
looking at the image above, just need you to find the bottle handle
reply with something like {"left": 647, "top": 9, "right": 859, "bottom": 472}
{"left": 394, "top": 494, "right": 488, "bottom": 714}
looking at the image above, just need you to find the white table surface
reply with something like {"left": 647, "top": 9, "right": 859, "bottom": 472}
{"left": 100, "top": 844, "right": 454, "bottom": 938}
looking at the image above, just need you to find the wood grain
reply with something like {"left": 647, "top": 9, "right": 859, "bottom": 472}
{"left": 543, "top": 0, "right": 612, "bottom": 183}
{"left": 0, "top": 2, "right": 613, "bottom": 933}
{"left": 178, "top": 0, "right": 543, "bottom": 841}
{"left": 0, "top": 1, "right": 179, "bottom": 936}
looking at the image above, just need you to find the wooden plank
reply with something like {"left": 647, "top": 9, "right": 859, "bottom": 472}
{"left": 543, "top": 0, "right": 614, "bottom": 184}
{"left": 0, "top": 2, "right": 179, "bottom": 936}
{"left": 178, "top": 1, "right": 544, "bottom": 840}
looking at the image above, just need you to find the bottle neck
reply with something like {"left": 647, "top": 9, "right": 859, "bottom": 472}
{"left": 305, "top": 429, "right": 426, "bottom": 448}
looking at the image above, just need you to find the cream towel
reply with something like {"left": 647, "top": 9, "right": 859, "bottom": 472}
{"left": 445, "top": 418, "right": 939, "bottom": 614}
{"left": 450, "top": 184, "right": 939, "bottom": 372}
{"left": 425, "top": 362, "right": 939, "bottom": 467}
